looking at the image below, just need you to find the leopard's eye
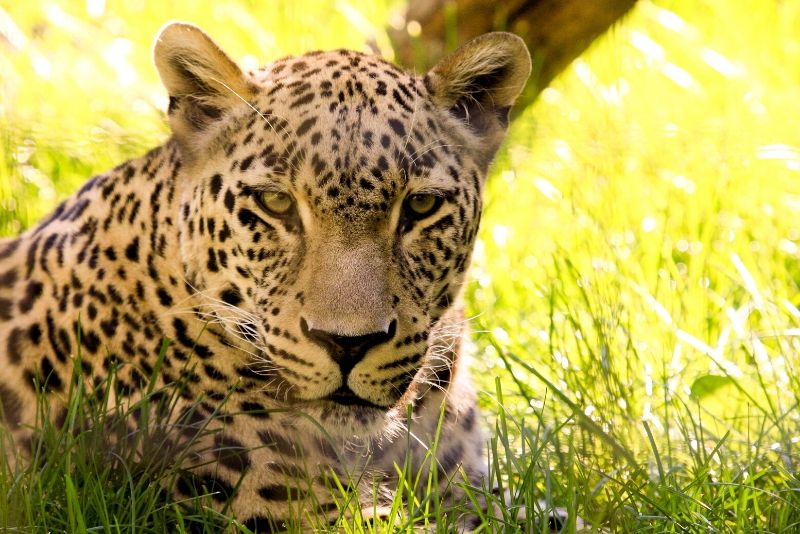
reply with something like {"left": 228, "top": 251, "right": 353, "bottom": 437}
{"left": 259, "top": 191, "right": 294, "bottom": 216}
{"left": 403, "top": 193, "right": 441, "bottom": 219}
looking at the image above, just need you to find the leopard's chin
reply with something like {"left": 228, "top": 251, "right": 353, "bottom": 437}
{"left": 287, "top": 398, "right": 405, "bottom": 441}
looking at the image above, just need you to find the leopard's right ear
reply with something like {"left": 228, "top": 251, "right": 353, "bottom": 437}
{"left": 153, "top": 22, "right": 255, "bottom": 157}
{"left": 425, "top": 33, "right": 531, "bottom": 168}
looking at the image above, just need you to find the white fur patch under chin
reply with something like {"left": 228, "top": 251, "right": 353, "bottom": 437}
{"left": 289, "top": 403, "right": 398, "bottom": 439}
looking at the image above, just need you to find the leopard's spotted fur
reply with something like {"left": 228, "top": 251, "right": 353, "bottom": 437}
{"left": 0, "top": 23, "right": 531, "bottom": 529}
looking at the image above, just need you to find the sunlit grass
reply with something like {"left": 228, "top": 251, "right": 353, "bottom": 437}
{"left": 468, "top": 0, "right": 800, "bottom": 530}
{"left": 1, "top": 0, "right": 800, "bottom": 531}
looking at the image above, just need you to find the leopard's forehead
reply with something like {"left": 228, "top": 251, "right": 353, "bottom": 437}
{"left": 252, "top": 48, "right": 422, "bottom": 109}
{"left": 234, "top": 50, "right": 466, "bottom": 221}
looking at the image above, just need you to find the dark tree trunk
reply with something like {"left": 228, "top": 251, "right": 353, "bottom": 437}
{"left": 389, "top": 0, "right": 637, "bottom": 112}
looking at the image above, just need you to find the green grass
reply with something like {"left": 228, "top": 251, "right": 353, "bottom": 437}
{"left": 2, "top": 0, "right": 800, "bottom": 532}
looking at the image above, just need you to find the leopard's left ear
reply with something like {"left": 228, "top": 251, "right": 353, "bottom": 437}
{"left": 425, "top": 33, "right": 531, "bottom": 162}
{"left": 153, "top": 22, "right": 255, "bottom": 158}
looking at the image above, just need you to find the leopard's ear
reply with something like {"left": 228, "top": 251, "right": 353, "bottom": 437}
{"left": 153, "top": 22, "right": 254, "bottom": 157}
{"left": 425, "top": 32, "right": 531, "bottom": 163}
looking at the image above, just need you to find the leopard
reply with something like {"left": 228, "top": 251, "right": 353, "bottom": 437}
{"left": 0, "top": 22, "right": 533, "bottom": 531}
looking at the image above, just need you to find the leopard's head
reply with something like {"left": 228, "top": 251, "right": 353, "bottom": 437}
{"left": 153, "top": 22, "right": 530, "bottom": 435}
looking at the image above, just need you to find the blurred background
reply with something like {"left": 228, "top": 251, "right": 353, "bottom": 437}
{"left": 2, "top": 0, "right": 800, "bottom": 528}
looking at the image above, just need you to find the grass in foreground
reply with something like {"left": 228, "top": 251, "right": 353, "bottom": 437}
{"left": 0, "top": 344, "right": 568, "bottom": 533}
{"left": 1, "top": 0, "right": 800, "bottom": 532}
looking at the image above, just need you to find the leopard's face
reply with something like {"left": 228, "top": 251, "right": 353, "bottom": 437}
{"left": 156, "top": 25, "right": 530, "bottom": 435}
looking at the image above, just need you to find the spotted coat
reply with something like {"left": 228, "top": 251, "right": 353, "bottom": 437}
{"left": 0, "top": 23, "right": 531, "bottom": 530}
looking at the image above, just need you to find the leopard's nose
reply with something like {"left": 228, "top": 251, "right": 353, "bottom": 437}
{"left": 301, "top": 318, "right": 397, "bottom": 376}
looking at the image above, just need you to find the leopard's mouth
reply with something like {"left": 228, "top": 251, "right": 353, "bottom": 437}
{"left": 325, "top": 385, "right": 381, "bottom": 408}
